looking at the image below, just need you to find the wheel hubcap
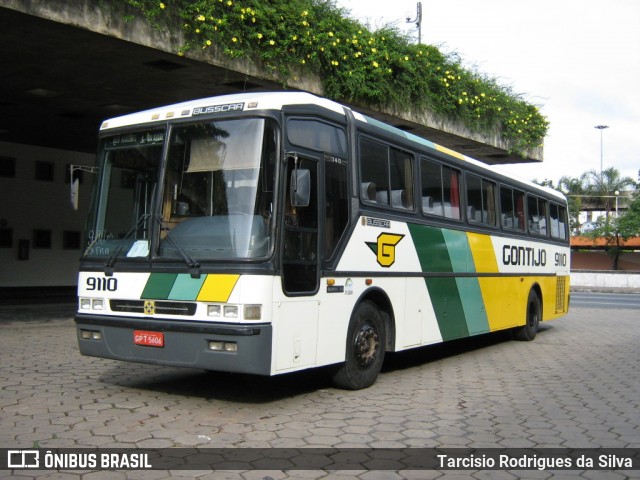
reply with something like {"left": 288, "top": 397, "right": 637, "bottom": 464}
{"left": 354, "top": 323, "right": 379, "bottom": 369}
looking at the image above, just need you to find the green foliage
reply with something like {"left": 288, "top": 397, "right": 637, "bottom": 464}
{"left": 124, "top": 0, "right": 548, "bottom": 155}
{"left": 580, "top": 171, "right": 639, "bottom": 270}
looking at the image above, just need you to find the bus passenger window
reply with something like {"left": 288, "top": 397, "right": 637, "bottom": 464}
{"left": 420, "top": 157, "right": 460, "bottom": 219}
{"left": 550, "top": 203, "right": 568, "bottom": 240}
{"left": 527, "top": 196, "right": 548, "bottom": 236}
{"left": 360, "top": 138, "right": 388, "bottom": 205}
{"left": 500, "top": 186, "right": 525, "bottom": 231}
{"left": 360, "top": 138, "right": 413, "bottom": 210}
{"left": 466, "top": 174, "right": 496, "bottom": 226}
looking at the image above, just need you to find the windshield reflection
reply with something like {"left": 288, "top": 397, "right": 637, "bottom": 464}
{"left": 83, "top": 118, "right": 277, "bottom": 263}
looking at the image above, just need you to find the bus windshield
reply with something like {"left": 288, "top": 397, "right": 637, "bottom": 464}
{"left": 83, "top": 118, "right": 277, "bottom": 262}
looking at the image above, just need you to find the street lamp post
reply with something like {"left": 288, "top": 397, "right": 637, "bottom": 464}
{"left": 406, "top": 2, "right": 422, "bottom": 44}
{"left": 594, "top": 125, "right": 609, "bottom": 178}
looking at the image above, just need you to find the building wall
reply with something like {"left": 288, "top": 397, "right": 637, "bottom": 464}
{"left": 571, "top": 250, "right": 640, "bottom": 271}
{"left": 0, "top": 142, "right": 94, "bottom": 287}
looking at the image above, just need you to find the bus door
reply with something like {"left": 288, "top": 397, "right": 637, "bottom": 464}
{"left": 282, "top": 152, "right": 320, "bottom": 295}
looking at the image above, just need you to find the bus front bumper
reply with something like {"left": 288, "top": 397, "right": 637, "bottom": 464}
{"left": 75, "top": 314, "right": 272, "bottom": 375}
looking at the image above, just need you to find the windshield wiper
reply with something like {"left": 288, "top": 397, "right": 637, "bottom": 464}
{"left": 155, "top": 214, "right": 201, "bottom": 278}
{"left": 104, "top": 213, "right": 151, "bottom": 276}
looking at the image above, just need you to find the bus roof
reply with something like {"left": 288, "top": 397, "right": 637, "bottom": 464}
{"left": 99, "top": 91, "right": 565, "bottom": 202}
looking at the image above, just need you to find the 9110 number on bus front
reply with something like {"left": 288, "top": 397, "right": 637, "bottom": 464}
{"left": 86, "top": 277, "right": 118, "bottom": 292}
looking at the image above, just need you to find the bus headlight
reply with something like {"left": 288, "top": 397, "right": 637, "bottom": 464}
{"left": 92, "top": 299, "right": 104, "bottom": 310}
{"left": 80, "top": 298, "right": 105, "bottom": 311}
{"left": 223, "top": 305, "right": 238, "bottom": 318}
{"left": 244, "top": 304, "right": 262, "bottom": 320}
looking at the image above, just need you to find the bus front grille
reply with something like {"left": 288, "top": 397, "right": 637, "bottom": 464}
{"left": 110, "top": 299, "right": 197, "bottom": 316}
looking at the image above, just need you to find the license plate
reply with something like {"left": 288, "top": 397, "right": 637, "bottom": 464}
{"left": 134, "top": 330, "right": 164, "bottom": 347}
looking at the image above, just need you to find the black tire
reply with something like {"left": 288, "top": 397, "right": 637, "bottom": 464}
{"left": 332, "top": 300, "right": 386, "bottom": 390}
{"left": 514, "top": 289, "right": 541, "bottom": 341}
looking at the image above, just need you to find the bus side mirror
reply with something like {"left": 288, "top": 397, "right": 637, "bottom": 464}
{"left": 290, "top": 169, "right": 310, "bottom": 207}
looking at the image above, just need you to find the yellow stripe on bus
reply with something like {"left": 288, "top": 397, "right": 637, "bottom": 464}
{"left": 197, "top": 274, "right": 240, "bottom": 302}
{"left": 466, "top": 233, "right": 498, "bottom": 273}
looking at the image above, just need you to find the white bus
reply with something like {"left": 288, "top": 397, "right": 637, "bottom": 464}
{"left": 76, "top": 92, "right": 570, "bottom": 389}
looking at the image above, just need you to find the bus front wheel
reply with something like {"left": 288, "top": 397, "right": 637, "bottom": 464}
{"left": 514, "top": 289, "right": 541, "bottom": 341}
{"left": 332, "top": 301, "right": 386, "bottom": 390}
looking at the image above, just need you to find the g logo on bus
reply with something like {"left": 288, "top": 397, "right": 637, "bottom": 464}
{"left": 366, "top": 233, "right": 404, "bottom": 268}
{"left": 144, "top": 300, "right": 155, "bottom": 315}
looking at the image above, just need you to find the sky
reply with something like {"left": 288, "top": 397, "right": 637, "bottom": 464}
{"left": 335, "top": 0, "right": 640, "bottom": 187}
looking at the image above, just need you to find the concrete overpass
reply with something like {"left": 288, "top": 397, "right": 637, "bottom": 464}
{"left": 0, "top": 0, "right": 542, "bottom": 163}
{"left": 0, "top": 0, "right": 543, "bottom": 292}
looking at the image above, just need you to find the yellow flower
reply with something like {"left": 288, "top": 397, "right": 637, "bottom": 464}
{"left": 257, "top": 33, "right": 263, "bottom": 39}
{"left": 328, "top": 32, "right": 334, "bottom": 37}
{"left": 301, "top": 10, "right": 308, "bottom": 16}
{"left": 269, "top": 40, "right": 275, "bottom": 45}
{"left": 206, "top": 40, "right": 211, "bottom": 46}
{"left": 227, "top": 0, "right": 233, "bottom": 5}
{"left": 372, "top": 61, "right": 379, "bottom": 68}
{"left": 197, "top": 14, "right": 205, "bottom": 21}
{"left": 371, "top": 48, "right": 377, "bottom": 53}
{"left": 159, "top": 2, "right": 165, "bottom": 9}
{"left": 232, "top": 37, "right": 238, "bottom": 42}
{"left": 404, "top": 56, "right": 409, "bottom": 61}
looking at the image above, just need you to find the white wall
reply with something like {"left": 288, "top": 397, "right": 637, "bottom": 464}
{"left": 571, "top": 271, "right": 640, "bottom": 290}
{"left": 0, "top": 142, "right": 94, "bottom": 287}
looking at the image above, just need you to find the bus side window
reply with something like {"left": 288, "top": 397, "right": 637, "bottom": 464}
{"left": 467, "top": 174, "right": 496, "bottom": 226}
{"left": 550, "top": 203, "right": 568, "bottom": 240}
{"left": 420, "top": 157, "right": 460, "bottom": 219}
{"left": 360, "top": 138, "right": 389, "bottom": 206}
{"left": 360, "top": 138, "right": 413, "bottom": 210}
{"left": 527, "top": 195, "right": 548, "bottom": 236}
{"left": 500, "top": 186, "right": 525, "bottom": 231}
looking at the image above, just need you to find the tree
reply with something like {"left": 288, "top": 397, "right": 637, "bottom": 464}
{"left": 590, "top": 192, "right": 640, "bottom": 270}
{"left": 557, "top": 173, "right": 591, "bottom": 233}
{"left": 587, "top": 167, "right": 636, "bottom": 220}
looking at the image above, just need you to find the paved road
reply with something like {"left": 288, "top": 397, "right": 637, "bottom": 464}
{"left": 571, "top": 291, "right": 640, "bottom": 309}
{"left": 1, "top": 302, "right": 639, "bottom": 479}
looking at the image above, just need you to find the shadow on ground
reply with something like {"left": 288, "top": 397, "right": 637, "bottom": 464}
{"left": 97, "top": 325, "right": 553, "bottom": 403}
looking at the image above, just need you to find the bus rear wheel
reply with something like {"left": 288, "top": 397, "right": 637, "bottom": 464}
{"left": 514, "top": 289, "right": 541, "bottom": 341}
{"left": 332, "top": 301, "right": 386, "bottom": 390}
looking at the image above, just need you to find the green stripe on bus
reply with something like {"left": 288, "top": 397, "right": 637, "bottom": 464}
{"left": 425, "top": 277, "right": 469, "bottom": 341}
{"left": 442, "top": 229, "right": 472, "bottom": 273}
{"left": 141, "top": 273, "right": 178, "bottom": 299}
{"left": 408, "top": 224, "right": 453, "bottom": 273}
{"left": 441, "top": 229, "right": 490, "bottom": 335}
{"left": 168, "top": 274, "right": 207, "bottom": 301}
{"left": 456, "top": 277, "right": 490, "bottom": 335}
{"left": 408, "top": 224, "right": 469, "bottom": 341}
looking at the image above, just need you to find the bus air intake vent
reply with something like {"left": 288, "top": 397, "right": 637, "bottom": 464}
{"left": 555, "top": 276, "right": 568, "bottom": 313}
{"left": 110, "top": 299, "right": 197, "bottom": 316}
